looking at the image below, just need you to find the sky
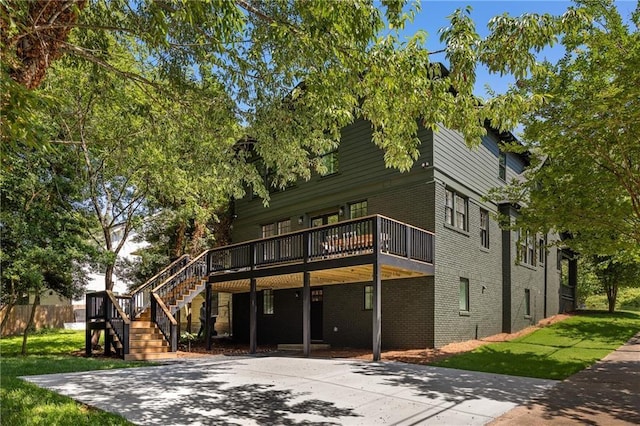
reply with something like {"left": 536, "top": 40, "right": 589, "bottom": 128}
{"left": 395, "top": 0, "right": 638, "bottom": 96}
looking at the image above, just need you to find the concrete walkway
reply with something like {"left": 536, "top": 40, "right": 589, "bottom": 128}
{"left": 492, "top": 332, "right": 640, "bottom": 425}
{"left": 23, "top": 356, "right": 555, "bottom": 425}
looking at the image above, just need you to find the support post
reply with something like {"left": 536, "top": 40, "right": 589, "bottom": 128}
{"left": 205, "top": 284, "right": 212, "bottom": 350}
{"left": 249, "top": 278, "right": 257, "bottom": 354}
{"left": 303, "top": 272, "right": 311, "bottom": 357}
{"left": 373, "top": 216, "right": 382, "bottom": 361}
{"left": 372, "top": 260, "right": 382, "bottom": 361}
{"left": 85, "top": 295, "right": 91, "bottom": 357}
{"left": 187, "top": 302, "right": 192, "bottom": 334}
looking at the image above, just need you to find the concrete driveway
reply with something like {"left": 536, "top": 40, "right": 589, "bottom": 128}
{"left": 23, "top": 355, "right": 556, "bottom": 425}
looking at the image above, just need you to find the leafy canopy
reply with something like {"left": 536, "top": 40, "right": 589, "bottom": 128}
{"left": 494, "top": 0, "right": 640, "bottom": 258}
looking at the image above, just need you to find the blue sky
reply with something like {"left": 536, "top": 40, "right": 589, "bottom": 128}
{"left": 397, "top": 0, "right": 637, "bottom": 96}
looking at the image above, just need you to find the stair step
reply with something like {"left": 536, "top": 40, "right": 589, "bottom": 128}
{"left": 129, "top": 340, "right": 168, "bottom": 349}
{"left": 131, "top": 321, "right": 154, "bottom": 328}
{"left": 128, "top": 345, "right": 170, "bottom": 354}
{"left": 129, "top": 333, "right": 164, "bottom": 340}
{"left": 124, "top": 352, "right": 178, "bottom": 361}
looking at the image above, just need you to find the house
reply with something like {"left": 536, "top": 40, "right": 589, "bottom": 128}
{"left": 85, "top": 119, "right": 577, "bottom": 361}
{"left": 228, "top": 119, "right": 577, "bottom": 350}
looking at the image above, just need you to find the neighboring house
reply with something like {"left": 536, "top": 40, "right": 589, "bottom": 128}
{"left": 228, "top": 119, "right": 577, "bottom": 350}
{"left": 73, "top": 227, "right": 147, "bottom": 322}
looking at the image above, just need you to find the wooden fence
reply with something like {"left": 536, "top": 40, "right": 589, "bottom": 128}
{"left": 1, "top": 305, "right": 74, "bottom": 336}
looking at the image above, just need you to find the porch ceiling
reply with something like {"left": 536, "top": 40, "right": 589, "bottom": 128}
{"left": 210, "top": 264, "right": 430, "bottom": 294}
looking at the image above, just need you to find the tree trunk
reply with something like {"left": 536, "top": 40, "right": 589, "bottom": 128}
{"left": 21, "top": 292, "right": 40, "bottom": 355}
{"left": 0, "top": 299, "right": 17, "bottom": 335}
{"left": 605, "top": 282, "right": 618, "bottom": 313}
{"left": 104, "top": 263, "right": 115, "bottom": 291}
{"left": 173, "top": 221, "right": 186, "bottom": 258}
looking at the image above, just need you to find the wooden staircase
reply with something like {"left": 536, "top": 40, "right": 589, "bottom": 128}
{"left": 87, "top": 252, "right": 209, "bottom": 361}
{"left": 124, "top": 311, "right": 177, "bottom": 361}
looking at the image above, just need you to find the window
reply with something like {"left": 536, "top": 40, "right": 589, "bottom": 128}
{"left": 261, "top": 223, "right": 276, "bottom": 238}
{"left": 459, "top": 278, "right": 470, "bottom": 312}
{"left": 518, "top": 229, "right": 536, "bottom": 266}
{"left": 538, "top": 238, "right": 545, "bottom": 264}
{"left": 319, "top": 151, "right": 339, "bottom": 176}
{"left": 480, "top": 209, "right": 490, "bottom": 249}
{"left": 261, "top": 219, "right": 292, "bottom": 260}
{"left": 349, "top": 200, "right": 368, "bottom": 219}
{"left": 524, "top": 289, "right": 531, "bottom": 317}
{"left": 445, "top": 189, "right": 467, "bottom": 231}
{"left": 263, "top": 289, "right": 274, "bottom": 314}
{"left": 364, "top": 284, "right": 373, "bottom": 310}
{"left": 499, "top": 151, "right": 507, "bottom": 181}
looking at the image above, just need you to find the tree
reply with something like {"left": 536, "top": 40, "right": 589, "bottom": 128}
{"left": 0, "top": 147, "right": 89, "bottom": 352}
{"left": 2, "top": 1, "right": 589, "bottom": 179}
{"left": 494, "top": 0, "right": 640, "bottom": 258}
{"left": 590, "top": 254, "right": 640, "bottom": 313}
{"left": 35, "top": 29, "right": 251, "bottom": 290}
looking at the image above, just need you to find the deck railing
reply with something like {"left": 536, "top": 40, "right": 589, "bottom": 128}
{"left": 207, "top": 215, "right": 434, "bottom": 272}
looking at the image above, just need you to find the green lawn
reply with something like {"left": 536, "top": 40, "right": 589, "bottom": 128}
{"left": 1, "top": 330, "right": 146, "bottom": 426}
{"left": 433, "top": 311, "right": 640, "bottom": 380}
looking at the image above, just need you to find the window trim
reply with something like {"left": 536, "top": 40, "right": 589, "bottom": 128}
{"left": 319, "top": 150, "right": 339, "bottom": 177}
{"left": 445, "top": 188, "right": 468, "bottom": 232}
{"left": 480, "top": 209, "right": 490, "bottom": 249}
{"left": 459, "top": 277, "right": 470, "bottom": 313}
{"left": 349, "top": 200, "right": 368, "bottom": 219}
{"left": 263, "top": 289, "right": 274, "bottom": 315}
{"left": 499, "top": 151, "right": 507, "bottom": 181}
{"left": 363, "top": 284, "right": 373, "bottom": 310}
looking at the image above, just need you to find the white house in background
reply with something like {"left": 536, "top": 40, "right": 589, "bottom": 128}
{"left": 72, "top": 227, "right": 148, "bottom": 321}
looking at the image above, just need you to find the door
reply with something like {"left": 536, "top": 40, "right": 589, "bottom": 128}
{"left": 311, "top": 288, "right": 323, "bottom": 341}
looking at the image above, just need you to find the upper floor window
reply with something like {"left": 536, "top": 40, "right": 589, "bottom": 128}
{"left": 349, "top": 200, "right": 368, "bottom": 219}
{"left": 319, "top": 150, "right": 339, "bottom": 176}
{"left": 445, "top": 189, "right": 467, "bottom": 231}
{"left": 480, "top": 209, "right": 490, "bottom": 249}
{"left": 538, "top": 238, "right": 545, "bottom": 264}
{"left": 499, "top": 151, "right": 507, "bottom": 181}
{"left": 261, "top": 219, "right": 292, "bottom": 260}
{"left": 518, "top": 229, "right": 536, "bottom": 266}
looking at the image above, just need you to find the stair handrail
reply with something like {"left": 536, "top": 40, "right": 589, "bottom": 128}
{"left": 105, "top": 290, "right": 131, "bottom": 357}
{"left": 129, "top": 254, "right": 190, "bottom": 318}
{"left": 150, "top": 292, "right": 178, "bottom": 352}
{"left": 152, "top": 250, "right": 210, "bottom": 312}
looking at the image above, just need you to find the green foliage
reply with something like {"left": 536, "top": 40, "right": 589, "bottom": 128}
{"left": 433, "top": 311, "right": 640, "bottom": 380}
{"left": 494, "top": 0, "right": 640, "bottom": 257}
{"left": 586, "top": 287, "right": 640, "bottom": 312}
{"left": 3, "top": 0, "right": 593, "bottom": 187}
{"left": 0, "top": 144, "right": 92, "bottom": 308}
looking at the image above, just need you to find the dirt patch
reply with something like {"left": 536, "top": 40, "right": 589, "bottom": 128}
{"left": 175, "top": 313, "right": 573, "bottom": 364}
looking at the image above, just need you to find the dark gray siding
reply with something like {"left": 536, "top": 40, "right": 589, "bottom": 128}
{"left": 233, "top": 119, "right": 434, "bottom": 242}
{"left": 432, "top": 125, "right": 526, "bottom": 199}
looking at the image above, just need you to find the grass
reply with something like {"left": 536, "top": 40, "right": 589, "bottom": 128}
{"left": 585, "top": 287, "right": 640, "bottom": 312}
{"left": 433, "top": 311, "right": 640, "bottom": 380}
{"left": 1, "top": 330, "right": 147, "bottom": 425}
